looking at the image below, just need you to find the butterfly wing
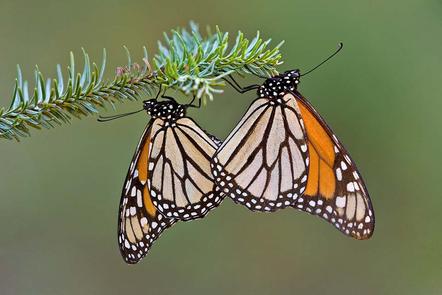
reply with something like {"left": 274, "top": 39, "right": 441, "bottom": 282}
{"left": 147, "top": 117, "right": 224, "bottom": 221}
{"left": 211, "top": 95, "right": 309, "bottom": 212}
{"left": 118, "top": 124, "right": 175, "bottom": 264}
{"left": 292, "top": 91, "right": 375, "bottom": 239}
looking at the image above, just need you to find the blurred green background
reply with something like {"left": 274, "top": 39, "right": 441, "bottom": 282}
{"left": 1, "top": 0, "right": 441, "bottom": 294}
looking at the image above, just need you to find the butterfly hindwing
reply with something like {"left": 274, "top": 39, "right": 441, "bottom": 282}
{"left": 147, "top": 117, "right": 224, "bottom": 221}
{"left": 211, "top": 94, "right": 309, "bottom": 212}
{"left": 118, "top": 124, "right": 175, "bottom": 264}
{"left": 292, "top": 91, "right": 374, "bottom": 239}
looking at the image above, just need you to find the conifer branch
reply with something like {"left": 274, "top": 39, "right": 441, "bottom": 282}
{"left": 0, "top": 22, "right": 284, "bottom": 141}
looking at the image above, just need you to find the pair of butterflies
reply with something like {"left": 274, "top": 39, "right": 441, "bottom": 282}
{"left": 117, "top": 61, "right": 375, "bottom": 264}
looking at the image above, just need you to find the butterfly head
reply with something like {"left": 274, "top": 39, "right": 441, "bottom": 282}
{"left": 258, "top": 70, "right": 300, "bottom": 99}
{"left": 143, "top": 99, "right": 186, "bottom": 121}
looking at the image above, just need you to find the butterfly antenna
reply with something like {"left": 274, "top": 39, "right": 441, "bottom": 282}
{"left": 301, "top": 42, "right": 344, "bottom": 76}
{"left": 97, "top": 108, "right": 144, "bottom": 122}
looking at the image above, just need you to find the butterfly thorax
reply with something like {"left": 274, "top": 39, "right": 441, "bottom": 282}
{"left": 258, "top": 69, "right": 300, "bottom": 100}
{"left": 143, "top": 99, "right": 186, "bottom": 121}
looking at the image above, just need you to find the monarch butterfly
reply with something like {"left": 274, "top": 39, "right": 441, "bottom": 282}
{"left": 116, "top": 96, "right": 224, "bottom": 263}
{"left": 211, "top": 44, "right": 375, "bottom": 239}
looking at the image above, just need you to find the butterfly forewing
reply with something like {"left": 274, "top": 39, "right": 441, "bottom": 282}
{"left": 118, "top": 125, "right": 175, "bottom": 264}
{"left": 211, "top": 94, "right": 309, "bottom": 212}
{"left": 147, "top": 117, "right": 224, "bottom": 220}
{"left": 292, "top": 91, "right": 374, "bottom": 239}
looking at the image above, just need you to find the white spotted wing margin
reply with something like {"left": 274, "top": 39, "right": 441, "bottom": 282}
{"left": 147, "top": 117, "right": 225, "bottom": 221}
{"left": 118, "top": 124, "right": 175, "bottom": 264}
{"left": 296, "top": 150, "right": 375, "bottom": 240}
{"left": 211, "top": 94, "right": 310, "bottom": 212}
{"left": 292, "top": 91, "right": 375, "bottom": 240}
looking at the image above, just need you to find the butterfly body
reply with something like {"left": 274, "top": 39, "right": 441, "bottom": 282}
{"left": 257, "top": 69, "right": 300, "bottom": 99}
{"left": 143, "top": 99, "right": 186, "bottom": 121}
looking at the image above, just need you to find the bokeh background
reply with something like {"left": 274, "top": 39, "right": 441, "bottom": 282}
{"left": 0, "top": 0, "right": 441, "bottom": 294}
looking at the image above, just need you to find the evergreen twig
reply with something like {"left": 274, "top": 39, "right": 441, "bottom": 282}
{"left": 0, "top": 22, "right": 284, "bottom": 141}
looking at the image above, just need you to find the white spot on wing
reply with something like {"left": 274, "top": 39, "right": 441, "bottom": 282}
{"left": 336, "top": 196, "right": 346, "bottom": 208}
{"left": 346, "top": 182, "right": 355, "bottom": 192}
{"left": 336, "top": 168, "right": 342, "bottom": 181}
{"left": 341, "top": 161, "right": 348, "bottom": 171}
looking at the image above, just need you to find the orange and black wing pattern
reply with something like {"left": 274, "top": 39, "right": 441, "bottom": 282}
{"left": 292, "top": 90, "right": 374, "bottom": 239}
{"left": 118, "top": 124, "right": 175, "bottom": 264}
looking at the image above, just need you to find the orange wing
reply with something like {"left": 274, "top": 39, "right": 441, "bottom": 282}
{"left": 118, "top": 124, "right": 175, "bottom": 264}
{"left": 292, "top": 91, "right": 375, "bottom": 239}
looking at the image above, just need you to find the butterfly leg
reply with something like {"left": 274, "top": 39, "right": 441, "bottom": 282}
{"left": 154, "top": 85, "right": 162, "bottom": 99}
{"left": 223, "top": 75, "right": 259, "bottom": 93}
{"left": 187, "top": 94, "right": 201, "bottom": 109}
{"left": 160, "top": 88, "right": 178, "bottom": 102}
